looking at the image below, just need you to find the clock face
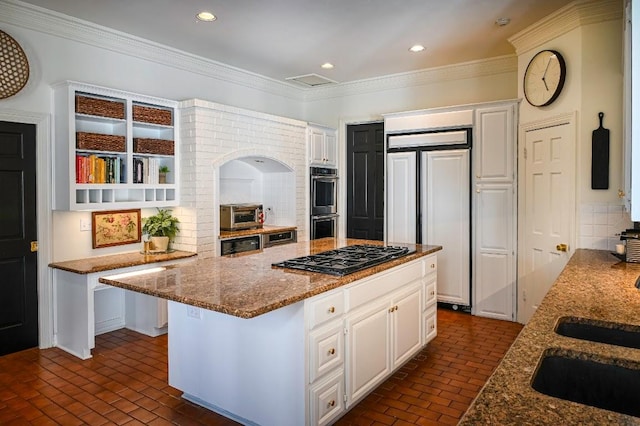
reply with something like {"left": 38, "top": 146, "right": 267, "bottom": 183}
{"left": 523, "top": 50, "right": 566, "bottom": 107}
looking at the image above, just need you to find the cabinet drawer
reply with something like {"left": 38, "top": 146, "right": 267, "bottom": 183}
{"left": 346, "top": 260, "right": 422, "bottom": 312}
{"left": 309, "top": 322, "right": 343, "bottom": 383}
{"left": 424, "top": 305, "right": 437, "bottom": 343}
{"left": 423, "top": 255, "right": 437, "bottom": 276}
{"left": 308, "top": 291, "right": 344, "bottom": 329}
{"left": 309, "top": 370, "right": 344, "bottom": 426}
{"left": 424, "top": 274, "right": 437, "bottom": 308}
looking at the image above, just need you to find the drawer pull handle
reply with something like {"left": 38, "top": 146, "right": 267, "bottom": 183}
{"left": 328, "top": 348, "right": 335, "bottom": 355}
{"left": 430, "top": 291, "right": 435, "bottom": 296}
{"left": 328, "top": 306, "right": 335, "bottom": 313}
{"left": 430, "top": 263, "right": 435, "bottom": 269}
{"left": 430, "top": 324, "right": 435, "bottom": 330}
{"left": 327, "top": 400, "right": 336, "bottom": 408}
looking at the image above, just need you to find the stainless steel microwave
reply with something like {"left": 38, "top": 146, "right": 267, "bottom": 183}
{"left": 220, "top": 204, "right": 263, "bottom": 230}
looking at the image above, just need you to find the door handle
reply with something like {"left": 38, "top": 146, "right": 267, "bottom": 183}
{"left": 556, "top": 243, "right": 568, "bottom": 252}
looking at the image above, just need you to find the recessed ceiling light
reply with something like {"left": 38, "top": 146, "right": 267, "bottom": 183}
{"left": 196, "top": 11, "right": 216, "bottom": 22}
{"left": 409, "top": 45, "right": 425, "bottom": 53}
{"left": 321, "top": 63, "right": 334, "bottom": 69}
{"left": 495, "top": 17, "right": 511, "bottom": 26}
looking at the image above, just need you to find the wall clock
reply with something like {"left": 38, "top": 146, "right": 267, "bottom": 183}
{"left": 523, "top": 49, "right": 566, "bottom": 107}
{"left": 0, "top": 29, "right": 30, "bottom": 99}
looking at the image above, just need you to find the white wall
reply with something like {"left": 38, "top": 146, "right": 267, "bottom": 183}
{"left": 516, "top": 17, "right": 626, "bottom": 250}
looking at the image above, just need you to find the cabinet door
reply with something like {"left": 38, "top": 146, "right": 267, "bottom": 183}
{"left": 474, "top": 105, "right": 514, "bottom": 182}
{"left": 391, "top": 285, "right": 422, "bottom": 368}
{"left": 473, "top": 183, "right": 514, "bottom": 321}
{"left": 324, "top": 131, "right": 337, "bottom": 167}
{"left": 422, "top": 150, "right": 470, "bottom": 306}
{"left": 386, "top": 152, "right": 416, "bottom": 244}
{"left": 310, "top": 128, "right": 326, "bottom": 165}
{"left": 345, "top": 300, "right": 390, "bottom": 406}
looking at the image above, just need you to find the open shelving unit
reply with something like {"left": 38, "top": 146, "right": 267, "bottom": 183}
{"left": 53, "top": 81, "right": 179, "bottom": 210}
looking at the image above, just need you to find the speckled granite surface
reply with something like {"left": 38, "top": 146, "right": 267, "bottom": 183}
{"left": 48, "top": 250, "right": 197, "bottom": 274}
{"left": 459, "top": 249, "right": 640, "bottom": 425}
{"left": 98, "top": 238, "right": 441, "bottom": 319}
{"left": 219, "top": 225, "right": 297, "bottom": 239}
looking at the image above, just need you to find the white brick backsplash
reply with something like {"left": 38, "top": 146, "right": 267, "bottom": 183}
{"left": 178, "top": 99, "right": 308, "bottom": 255}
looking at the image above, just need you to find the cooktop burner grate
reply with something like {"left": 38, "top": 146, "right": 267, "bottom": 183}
{"left": 272, "top": 244, "right": 415, "bottom": 276}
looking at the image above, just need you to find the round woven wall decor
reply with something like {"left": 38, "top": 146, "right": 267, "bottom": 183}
{"left": 0, "top": 29, "right": 30, "bottom": 99}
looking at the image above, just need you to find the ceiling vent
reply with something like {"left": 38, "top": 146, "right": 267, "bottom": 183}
{"left": 285, "top": 73, "right": 338, "bottom": 87}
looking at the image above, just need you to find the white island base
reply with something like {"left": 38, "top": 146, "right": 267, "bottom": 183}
{"left": 166, "top": 252, "right": 438, "bottom": 426}
{"left": 168, "top": 300, "right": 306, "bottom": 426}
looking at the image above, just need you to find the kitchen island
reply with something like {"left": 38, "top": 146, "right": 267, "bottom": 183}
{"left": 99, "top": 238, "right": 441, "bottom": 425}
{"left": 460, "top": 249, "right": 640, "bottom": 425}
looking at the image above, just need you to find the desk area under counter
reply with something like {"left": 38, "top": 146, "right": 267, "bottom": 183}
{"left": 48, "top": 250, "right": 196, "bottom": 360}
{"left": 98, "top": 238, "right": 441, "bottom": 425}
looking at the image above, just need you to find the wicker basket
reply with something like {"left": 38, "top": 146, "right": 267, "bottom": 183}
{"left": 133, "top": 138, "right": 174, "bottom": 155}
{"left": 75, "top": 95, "right": 125, "bottom": 119}
{"left": 76, "top": 132, "right": 126, "bottom": 152}
{"left": 133, "top": 105, "right": 172, "bottom": 126}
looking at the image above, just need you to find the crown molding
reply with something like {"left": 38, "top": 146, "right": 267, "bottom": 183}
{"left": 0, "top": 0, "right": 305, "bottom": 101}
{"left": 509, "top": 0, "right": 623, "bottom": 55}
{"left": 2, "top": 0, "right": 517, "bottom": 103}
{"left": 303, "top": 55, "right": 518, "bottom": 102}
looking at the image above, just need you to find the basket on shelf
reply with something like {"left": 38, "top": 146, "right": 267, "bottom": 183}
{"left": 76, "top": 132, "right": 126, "bottom": 152}
{"left": 75, "top": 95, "right": 125, "bottom": 119}
{"left": 133, "top": 105, "right": 172, "bottom": 126}
{"left": 133, "top": 138, "right": 174, "bottom": 155}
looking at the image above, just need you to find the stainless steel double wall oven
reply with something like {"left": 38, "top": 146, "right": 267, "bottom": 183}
{"left": 310, "top": 167, "right": 338, "bottom": 239}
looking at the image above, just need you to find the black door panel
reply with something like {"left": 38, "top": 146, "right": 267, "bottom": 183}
{"left": 0, "top": 121, "right": 38, "bottom": 356}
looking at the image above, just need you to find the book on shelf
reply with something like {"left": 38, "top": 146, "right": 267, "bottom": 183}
{"left": 75, "top": 154, "right": 123, "bottom": 184}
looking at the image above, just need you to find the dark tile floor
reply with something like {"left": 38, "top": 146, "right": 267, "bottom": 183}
{"left": 0, "top": 309, "right": 522, "bottom": 425}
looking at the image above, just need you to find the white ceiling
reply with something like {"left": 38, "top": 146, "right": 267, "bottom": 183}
{"left": 18, "top": 0, "right": 574, "bottom": 85}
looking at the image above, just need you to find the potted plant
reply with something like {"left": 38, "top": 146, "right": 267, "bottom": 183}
{"left": 142, "top": 208, "right": 179, "bottom": 252}
{"left": 159, "top": 165, "right": 170, "bottom": 184}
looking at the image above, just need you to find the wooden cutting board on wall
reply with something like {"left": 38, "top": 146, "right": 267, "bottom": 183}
{"left": 591, "top": 112, "right": 609, "bottom": 190}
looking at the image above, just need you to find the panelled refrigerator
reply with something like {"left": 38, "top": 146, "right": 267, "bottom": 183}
{"left": 386, "top": 129, "right": 471, "bottom": 310}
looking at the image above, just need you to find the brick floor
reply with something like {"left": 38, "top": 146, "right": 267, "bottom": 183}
{"left": 0, "top": 309, "right": 522, "bottom": 425}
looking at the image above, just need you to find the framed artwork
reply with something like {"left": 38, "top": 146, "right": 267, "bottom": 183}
{"left": 92, "top": 209, "right": 141, "bottom": 249}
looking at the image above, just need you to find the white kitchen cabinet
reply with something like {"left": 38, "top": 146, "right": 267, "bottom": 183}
{"left": 473, "top": 183, "right": 515, "bottom": 320}
{"left": 386, "top": 152, "right": 417, "bottom": 244}
{"left": 385, "top": 101, "right": 517, "bottom": 319}
{"left": 309, "top": 370, "right": 345, "bottom": 426}
{"left": 52, "top": 81, "right": 179, "bottom": 210}
{"left": 473, "top": 103, "right": 517, "bottom": 321}
{"left": 422, "top": 254, "right": 438, "bottom": 343}
{"left": 474, "top": 105, "right": 515, "bottom": 181}
{"left": 344, "top": 280, "right": 422, "bottom": 407}
{"left": 422, "top": 150, "right": 470, "bottom": 306}
{"left": 309, "top": 125, "right": 337, "bottom": 167}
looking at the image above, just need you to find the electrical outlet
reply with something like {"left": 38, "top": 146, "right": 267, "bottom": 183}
{"left": 80, "top": 218, "right": 91, "bottom": 231}
{"left": 187, "top": 306, "right": 201, "bottom": 319}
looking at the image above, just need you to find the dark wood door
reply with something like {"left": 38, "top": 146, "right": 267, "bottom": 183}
{"left": 0, "top": 121, "right": 38, "bottom": 356}
{"left": 346, "top": 122, "right": 384, "bottom": 240}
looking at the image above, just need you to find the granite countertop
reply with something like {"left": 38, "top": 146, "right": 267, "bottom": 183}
{"left": 219, "top": 225, "right": 297, "bottom": 239}
{"left": 48, "top": 250, "right": 197, "bottom": 274}
{"left": 460, "top": 249, "right": 640, "bottom": 425}
{"left": 98, "top": 238, "right": 442, "bottom": 319}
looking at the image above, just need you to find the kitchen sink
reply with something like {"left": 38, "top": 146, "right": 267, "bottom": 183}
{"left": 531, "top": 349, "right": 640, "bottom": 417}
{"left": 555, "top": 317, "right": 640, "bottom": 349}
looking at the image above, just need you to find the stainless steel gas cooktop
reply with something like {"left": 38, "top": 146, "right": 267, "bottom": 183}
{"left": 272, "top": 244, "right": 415, "bottom": 276}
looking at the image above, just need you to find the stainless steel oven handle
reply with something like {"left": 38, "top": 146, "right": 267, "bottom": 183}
{"left": 311, "top": 214, "right": 339, "bottom": 220}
